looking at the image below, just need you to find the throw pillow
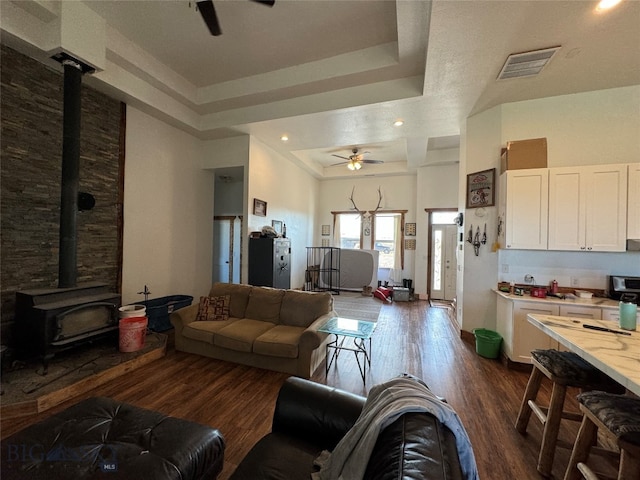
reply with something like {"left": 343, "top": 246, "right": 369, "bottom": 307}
{"left": 197, "top": 295, "right": 230, "bottom": 321}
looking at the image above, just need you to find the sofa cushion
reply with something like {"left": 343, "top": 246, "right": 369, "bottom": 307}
{"left": 183, "top": 319, "right": 237, "bottom": 343}
{"left": 244, "top": 287, "right": 285, "bottom": 323}
{"left": 196, "top": 295, "right": 230, "bottom": 322}
{"left": 209, "top": 282, "right": 252, "bottom": 319}
{"left": 229, "top": 432, "right": 319, "bottom": 480}
{"left": 253, "top": 325, "right": 306, "bottom": 358}
{"left": 280, "top": 290, "right": 333, "bottom": 327}
{"left": 214, "top": 319, "right": 276, "bottom": 352}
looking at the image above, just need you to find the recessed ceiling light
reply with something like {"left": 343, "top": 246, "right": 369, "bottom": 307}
{"left": 280, "top": 135, "right": 289, "bottom": 142}
{"left": 596, "top": 0, "right": 622, "bottom": 11}
{"left": 393, "top": 120, "right": 404, "bottom": 127}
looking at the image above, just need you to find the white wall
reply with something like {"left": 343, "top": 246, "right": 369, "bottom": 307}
{"left": 415, "top": 159, "right": 459, "bottom": 298}
{"left": 460, "top": 106, "right": 502, "bottom": 332}
{"left": 247, "top": 138, "right": 319, "bottom": 288}
{"left": 122, "top": 107, "right": 214, "bottom": 305}
{"left": 501, "top": 86, "right": 640, "bottom": 166}
{"left": 214, "top": 179, "right": 243, "bottom": 216}
{"left": 461, "top": 86, "right": 640, "bottom": 333}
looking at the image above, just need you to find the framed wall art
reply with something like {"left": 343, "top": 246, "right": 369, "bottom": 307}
{"left": 321, "top": 224, "right": 331, "bottom": 236}
{"left": 405, "top": 239, "right": 416, "bottom": 250}
{"left": 405, "top": 223, "right": 416, "bottom": 236}
{"left": 271, "top": 220, "right": 283, "bottom": 234}
{"left": 466, "top": 168, "right": 496, "bottom": 209}
{"left": 253, "top": 198, "right": 267, "bottom": 216}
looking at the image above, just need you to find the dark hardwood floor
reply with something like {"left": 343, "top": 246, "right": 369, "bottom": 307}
{"left": 1, "top": 299, "right": 588, "bottom": 479}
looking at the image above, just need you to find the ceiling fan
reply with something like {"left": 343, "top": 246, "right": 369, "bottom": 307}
{"left": 196, "top": 0, "right": 275, "bottom": 36}
{"left": 331, "top": 148, "right": 384, "bottom": 171}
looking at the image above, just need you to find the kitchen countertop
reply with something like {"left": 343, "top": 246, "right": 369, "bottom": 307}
{"left": 494, "top": 289, "right": 620, "bottom": 309}
{"left": 527, "top": 314, "right": 640, "bottom": 396}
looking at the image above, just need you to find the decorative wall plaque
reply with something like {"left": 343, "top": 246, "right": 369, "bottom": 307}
{"left": 405, "top": 223, "right": 416, "bottom": 236}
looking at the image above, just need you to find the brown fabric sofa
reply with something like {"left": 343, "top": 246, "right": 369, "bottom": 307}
{"left": 170, "top": 283, "right": 335, "bottom": 378}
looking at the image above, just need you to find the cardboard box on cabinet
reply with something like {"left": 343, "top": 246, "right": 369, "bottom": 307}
{"left": 500, "top": 138, "right": 547, "bottom": 173}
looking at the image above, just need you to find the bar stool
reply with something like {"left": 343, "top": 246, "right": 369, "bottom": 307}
{"left": 515, "top": 349, "right": 625, "bottom": 477}
{"left": 564, "top": 391, "right": 640, "bottom": 480}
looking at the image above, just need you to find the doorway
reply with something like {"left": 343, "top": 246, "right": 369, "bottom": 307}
{"left": 430, "top": 224, "right": 457, "bottom": 300}
{"left": 213, "top": 216, "right": 242, "bottom": 284}
{"left": 425, "top": 209, "right": 458, "bottom": 301}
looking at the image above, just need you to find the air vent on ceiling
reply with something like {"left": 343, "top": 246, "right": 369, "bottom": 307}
{"left": 497, "top": 46, "right": 561, "bottom": 80}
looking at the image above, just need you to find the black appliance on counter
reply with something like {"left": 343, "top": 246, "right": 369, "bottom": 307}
{"left": 608, "top": 275, "right": 640, "bottom": 302}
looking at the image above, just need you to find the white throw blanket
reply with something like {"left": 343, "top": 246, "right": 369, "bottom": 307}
{"left": 311, "top": 376, "right": 479, "bottom": 480}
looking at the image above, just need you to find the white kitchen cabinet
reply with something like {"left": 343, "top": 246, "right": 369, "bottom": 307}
{"left": 499, "top": 169, "right": 549, "bottom": 250}
{"left": 559, "top": 305, "right": 601, "bottom": 320}
{"left": 496, "top": 295, "right": 559, "bottom": 364}
{"left": 602, "top": 308, "right": 621, "bottom": 323}
{"left": 548, "top": 164, "right": 628, "bottom": 252}
{"left": 628, "top": 163, "right": 640, "bottom": 239}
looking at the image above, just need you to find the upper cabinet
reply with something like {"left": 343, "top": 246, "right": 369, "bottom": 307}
{"left": 628, "top": 163, "right": 640, "bottom": 239}
{"left": 548, "top": 164, "right": 628, "bottom": 252}
{"left": 499, "top": 168, "right": 549, "bottom": 250}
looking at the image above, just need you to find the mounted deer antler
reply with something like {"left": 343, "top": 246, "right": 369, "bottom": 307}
{"left": 348, "top": 186, "right": 383, "bottom": 214}
{"left": 373, "top": 186, "right": 382, "bottom": 213}
{"left": 349, "top": 186, "right": 361, "bottom": 213}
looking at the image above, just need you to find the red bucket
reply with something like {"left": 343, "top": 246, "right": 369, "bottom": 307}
{"left": 119, "top": 316, "right": 148, "bottom": 352}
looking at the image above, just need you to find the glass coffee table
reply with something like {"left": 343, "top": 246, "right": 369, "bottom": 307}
{"left": 319, "top": 316, "right": 377, "bottom": 384}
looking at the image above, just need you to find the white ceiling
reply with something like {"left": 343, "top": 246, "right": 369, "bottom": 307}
{"left": 2, "top": 0, "right": 639, "bottom": 180}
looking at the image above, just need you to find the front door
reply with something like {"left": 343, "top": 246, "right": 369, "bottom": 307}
{"left": 430, "top": 224, "right": 458, "bottom": 300}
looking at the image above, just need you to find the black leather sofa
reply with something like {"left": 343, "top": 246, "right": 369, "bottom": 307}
{"left": 0, "top": 397, "right": 225, "bottom": 480}
{"left": 230, "top": 377, "right": 468, "bottom": 480}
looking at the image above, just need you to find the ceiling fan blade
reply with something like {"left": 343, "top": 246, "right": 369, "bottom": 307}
{"left": 332, "top": 154, "right": 350, "bottom": 160}
{"left": 251, "top": 0, "right": 275, "bottom": 5}
{"left": 197, "top": 0, "right": 222, "bottom": 36}
{"left": 362, "top": 159, "right": 384, "bottom": 164}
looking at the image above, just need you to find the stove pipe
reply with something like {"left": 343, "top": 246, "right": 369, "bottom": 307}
{"left": 58, "top": 59, "right": 83, "bottom": 288}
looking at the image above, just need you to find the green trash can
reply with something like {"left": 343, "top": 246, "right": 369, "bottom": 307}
{"left": 472, "top": 328, "right": 502, "bottom": 359}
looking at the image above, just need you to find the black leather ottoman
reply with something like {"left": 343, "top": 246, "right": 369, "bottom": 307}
{"left": 1, "top": 397, "right": 225, "bottom": 480}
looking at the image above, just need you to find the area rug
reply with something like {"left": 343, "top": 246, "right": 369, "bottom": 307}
{"left": 332, "top": 292, "right": 383, "bottom": 322}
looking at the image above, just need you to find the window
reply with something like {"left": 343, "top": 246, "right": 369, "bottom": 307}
{"left": 335, "top": 213, "right": 361, "bottom": 249}
{"left": 433, "top": 229, "right": 442, "bottom": 290}
{"left": 332, "top": 210, "right": 406, "bottom": 271}
{"left": 432, "top": 211, "right": 458, "bottom": 224}
{"left": 373, "top": 213, "right": 398, "bottom": 268}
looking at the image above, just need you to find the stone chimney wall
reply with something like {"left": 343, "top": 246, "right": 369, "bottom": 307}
{"left": 0, "top": 45, "right": 123, "bottom": 342}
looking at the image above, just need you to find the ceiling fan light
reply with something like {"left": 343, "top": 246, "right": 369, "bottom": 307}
{"left": 354, "top": 162, "right": 362, "bottom": 170}
{"left": 347, "top": 161, "right": 356, "bottom": 171}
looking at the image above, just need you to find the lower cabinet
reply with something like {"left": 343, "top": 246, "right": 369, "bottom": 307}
{"left": 559, "top": 305, "right": 601, "bottom": 320}
{"left": 602, "top": 308, "right": 621, "bottom": 323}
{"left": 497, "top": 296, "right": 559, "bottom": 364}
{"left": 496, "top": 294, "right": 620, "bottom": 365}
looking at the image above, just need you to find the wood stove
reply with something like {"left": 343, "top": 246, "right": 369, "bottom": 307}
{"left": 14, "top": 282, "right": 120, "bottom": 369}
{"left": 11, "top": 53, "right": 121, "bottom": 371}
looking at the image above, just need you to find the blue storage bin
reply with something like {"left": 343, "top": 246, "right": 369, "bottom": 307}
{"left": 143, "top": 295, "right": 193, "bottom": 332}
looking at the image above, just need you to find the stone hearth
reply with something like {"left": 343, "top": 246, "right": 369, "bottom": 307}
{"left": 1, "top": 332, "right": 166, "bottom": 419}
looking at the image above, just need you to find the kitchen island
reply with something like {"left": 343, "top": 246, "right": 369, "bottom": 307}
{"left": 527, "top": 314, "right": 640, "bottom": 395}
